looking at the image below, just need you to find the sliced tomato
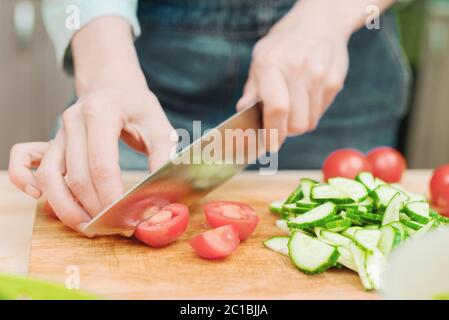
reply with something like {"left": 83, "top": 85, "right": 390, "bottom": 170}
{"left": 189, "top": 225, "right": 240, "bottom": 259}
{"left": 134, "top": 203, "right": 189, "bottom": 248}
{"left": 366, "top": 147, "right": 407, "bottom": 183}
{"left": 322, "top": 149, "right": 371, "bottom": 181}
{"left": 203, "top": 201, "right": 259, "bottom": 240}
{"left": 436, "top": 186, "right": 449, "bottom": 217}
{"left": 430, "top": 164, "right": 449, "bottom": 205}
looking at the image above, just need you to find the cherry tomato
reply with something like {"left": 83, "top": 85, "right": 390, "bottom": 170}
{"left": 430, "top": 164, "right": 449, "bottom": 205}
{"left": 203, "top": 201, "right": 259, "bottom": 240}
{"left": 322, "top": 149, "right": 371, "bottom": 181}
{"left": 436, "top": 186, "right": 449, "bottom": 217}
{"left": 366, "top": 147, "right": 407, "bottom": 183}
{"left": 43, "top": 200, "right": 58, "bottom": 219}
{"left": 189, "top": 225, "right": 240, "bottom": 259}
{"left": 134, "top": 203, "right": 189, "bottom": 248}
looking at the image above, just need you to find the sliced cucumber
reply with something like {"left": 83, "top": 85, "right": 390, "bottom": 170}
{"left": 344, "top": 210, "right": 364, "bottom": 226}
{"left": 365, "top": 249, "right": 387, "bottom": 290}
{"left": 399, "top": 212, "right": 411, "bottom": 221}
{"left": 264, "top": 236, "right": 289, "bottom": 256}
{"left": 337, "top": 246, "right": 357, "bottom": 272}
{"left": 324, "top": 218, "right": 352, "bottom": 232}
{"left": 295, "top": 199, "right": 319, "bottom": 209}
{"left": 364, "top": 224, "right": 379, "bottom": 230}
{"left": 388, "top": 222, "right": 407, "bottom": 241}
{"left": 412, "top": 219, "right": 435, "bottom": 239}
{"left": 288, "top": 231, "right": 340, "bottom": 275}
{"left": 430, "top": 210, "right": 449, "bottom": 224}
{"left": 300, "top": 178, "right": 318, "bottom": 202}
{"left": 403, "top": 201, "right": 430, "bottom": 224}
{"left": 320, "top": 230, "right": 353, "bottom": 248}
{"left": 288, "top": 202, "right": 337, "bottom": 229}
{"left": 378, "top": 225, "right": 401, "bottom": 257}
{"left": 275, "top": 219, "right": 291, "bottom": 235}
{"left": 356, "top": 171, "right": 376, "bottom": 192}
{"left": 374, "top": 177, "right": 387, "bottom": 188}
{"left": 381, "top": 192, "right": 404, "bottom": 226}
{"left": 269, "top": 200, "right": 284, "bottom": 215}
{"left": 354, "top": 229, "right": 381, "bottom": 253}
{"left": 374, "top": 185, "right": 408, "bottom": 210}
{"left": 282, "top": 203, "right": 309, "bottom": 214}
{"left": 349, "top": 242, "right": 373, "bottom": 290}
{"left": 311, "top": 184, "right": 354, "bottom": 204}
{"left": 329, "top": 177, "right": 368, "bottom": 202}
{"left": 392, "top": 183, "right": 427, "bottom": 202}
{"left": 360, "top": 212, "right": 383, "bottom": 225}
{"left": 401, "top": 220, "right": 423, "bottom": 231}
{"left": 284, "top": 183, "right": 303, "bottom": 205}
{"left": 342, "top": 226, "right": 363, "bottom": 240}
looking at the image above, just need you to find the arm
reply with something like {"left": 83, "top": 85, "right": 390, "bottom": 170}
{"left": 237, "top": 0, "right": 396, "bottom": 151}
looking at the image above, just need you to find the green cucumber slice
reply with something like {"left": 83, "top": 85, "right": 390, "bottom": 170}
{"left": 337, "top": 246, "right": 357, "bottom": 272}
{"left": 374, "top": 185, "right": 408, "bottom": 210}
{"left": 344, "top": 210, "right": 364, "bottom": 226}
{"left": 282, "top": 203, "right": 310, "bottom": 214}
{"left": 311, "top": 184, "right": 354, "bottom": 204}
{"left": 430, "top": 210, "right": 449, "bottom": 224}
{"left": 287, "top": 202, "right": 337, "bottom": 229}
{"left": 300, "top": 178, "right": 318, "bottom": 202}
{"left": 264, "top": 236, "right": 289, "bottom": 256}
{"left": 364, "top": 224, "right": 380, "bottom": 230}
{"left": 275, "top": 219, "right": 291, "bottom": 235}
{"left": 349, "top": 242, "right": 373, "bottom": 290}
{"left": 324, "top": 218, "right": 352, "bottom": 232}
{"left": 320, "top": 230, "right": 353, "bottom": 248}
{"left": 329, "top": 177, "right": 368, "bottom": 202}
{"left": 288, "top": 231, "right": 340, "bottom": 275}
{"left": 412, "top": 219, "right": 435, "bottom": 239}
{"left": 342, "top": 226, "right": 363, "bottom": 240}
{"left": 354, "top": 229, "right": 381, "bottom": 253}
{"left": 284, "top": 183, "right": 303, "bottom": 205}
{"left": 401, "top": 220, "right": 423, "bottom": 231}
{"left": 381, "top": 192, "right": 404, "bottom": 226}
{"left": 365, "top": 249, "right": 387, "bottom": 290}
{"left": 269, "top": 200, "right": 285, "bottom": 215}
{"left": 360, "top": 212, "right": 383, "bottom": 224}
{"left": 388, "top": 222, "right": 407, "bottom": 241}
{"left": 403, "top": 201, "right": 430, "bottom": 224}
{"left": 378, "top": 225, "right": 401, "bottom": 257}
{"left": 356, "top": 171, "right": 376, "bottom": 192}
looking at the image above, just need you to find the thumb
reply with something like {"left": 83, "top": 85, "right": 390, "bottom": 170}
{"left": 147, "top": 127, "right": 179, "bottom": 172}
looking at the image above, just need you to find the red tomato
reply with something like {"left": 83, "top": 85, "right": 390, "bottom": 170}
{"left": 322, "top": 149, "right": 371, "bottom": 181}
{"left": 366, "top": 147, "right": 407, "bottom": 183}
{"left": 189, "top": 225, "right": 240, "bottom": 259}
{"left": 203, "top": 201, "right": 259, "bottom": 240}
{"left": 435, "top": 187, "right": 449, "bottom": 217}
{"left": 430, "top": 164, "right": 449, "bottom": 205}
{"left": 134, "top": 203, "right": 189, "bottom": 248}
{"left": 43, "top": 200, "right": 58, "bottom": 219}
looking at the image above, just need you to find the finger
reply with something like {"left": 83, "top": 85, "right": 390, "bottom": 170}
{"left": 9, "top": 142, "right": 50, "bottom": 199}
{"left": 254, "top": 67, "right": 290, "bottom": 152}
{"left": 35, "top": 132, "right": 91, "bottom": 232}
{"left": 85, "top": 109, "right": 124, "bottom": 208}
{"left": 286, "top": 80, "right": 310, "bottom": 136}
{"left": 308, "top": 82, "right": 324, "bottom": 131}
{"left": 236, "top": 71, "right": 258, "bottom": 112}
{"left": 62, "top": 107, "right": 103, "bottom": 216}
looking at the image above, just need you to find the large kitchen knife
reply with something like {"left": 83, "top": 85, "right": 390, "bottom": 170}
{"left": 83, "top": 102, "right": 264, "bottom": 235}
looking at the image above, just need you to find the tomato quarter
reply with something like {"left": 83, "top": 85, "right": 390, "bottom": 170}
{"left": 366, "top": 147, "right": 407, "bottom": 183}
{"left": 134, "top": 203, "right": 189, "bottom": 248}
{"left": 189, "top": 225, "right": 240, "bottom": 259}
{"left": 322, "top": 149, "right": 371, "bottom": 181}
{"left": 203, "top": 201, "right": 259, "bottom": 240}
{"left": 430, "top": 164, "right": 449, "bottom": 205}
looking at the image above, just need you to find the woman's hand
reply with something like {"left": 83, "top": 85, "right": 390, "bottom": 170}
{"left": 237, "top": 0, "right": 353, "bottom": 151}
{"left": 9, "top": 89, "right": 176, "bottom": 233}
{"left": 8, "top": 16, "right": 176, "bottom": 233}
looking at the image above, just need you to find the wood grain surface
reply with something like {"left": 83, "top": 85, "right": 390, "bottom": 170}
{"left": 28, "top": 170, "right": 432, "bottom": 299}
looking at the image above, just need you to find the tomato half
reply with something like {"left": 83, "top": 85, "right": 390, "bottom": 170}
{"left": 322, "top": 149, "right": 371, "bottom": 181}
{"left": 189, "top": 225, "right": 240, "bottom": 259}
{"left": 134, "top": 203, "right": 189, "bottom": 248}
{"left": 430, "top": 164, "right": 449, "bottom": 205}
{"left": 366, "top": 147, "right": 407, "bottom": 183}
{"left": 203, "top": 201, "right": 259, "bottom": 240}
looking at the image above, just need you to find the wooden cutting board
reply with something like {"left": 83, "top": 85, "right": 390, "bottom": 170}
{"left": 28, "top": 170, "right": 431, "bottom": 299}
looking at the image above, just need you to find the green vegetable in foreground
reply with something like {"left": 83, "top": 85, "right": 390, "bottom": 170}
{"left": 266, "top": 172, "right": 449, "bottom": 290}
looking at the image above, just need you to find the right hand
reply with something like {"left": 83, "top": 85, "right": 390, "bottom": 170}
{"left": 9, "top": 89, "right": 176, "bottom": 233}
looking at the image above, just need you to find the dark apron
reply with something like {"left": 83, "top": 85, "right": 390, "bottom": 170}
{"left": 118, "top": 0, "right": 411, "bottom": 170}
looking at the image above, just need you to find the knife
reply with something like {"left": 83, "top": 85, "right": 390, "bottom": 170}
{"left": 83, "top": 102, "right": 264, "bottom": 235}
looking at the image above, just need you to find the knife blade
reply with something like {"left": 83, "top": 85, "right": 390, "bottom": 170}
{"left": 83, "top": 102, "right": 263, "bottom": 235}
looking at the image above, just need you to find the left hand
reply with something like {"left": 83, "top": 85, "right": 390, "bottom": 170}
{"left": 237, "top": 0, "right": 352, "bottom": 151}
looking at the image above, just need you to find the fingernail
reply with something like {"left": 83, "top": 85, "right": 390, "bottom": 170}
{"left": 25, "top": 184, "right": 41, "bottom": 199}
